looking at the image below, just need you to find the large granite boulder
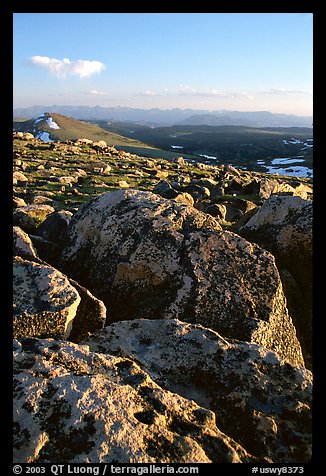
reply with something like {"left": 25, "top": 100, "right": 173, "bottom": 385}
{"left": 59, "top": 189, "right": 304, "bottom": 367}
{"left": 13, "top": 257, "right": 105, "bottom": 341}
{"left": 240, "top": 196, "right": 312, "bottom": 278}
{"left": 13, "top": 338, "right": 259, "bottom": 463}
{"left": 86, "top": 319, "right": 312, "bottom": 463}
{"left": 239, "top": 195, "right": 313, "bottom": 368}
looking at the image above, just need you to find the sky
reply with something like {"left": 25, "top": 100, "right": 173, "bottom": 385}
{"left": 13, "top": 13, "right": 313, "bottom": 116}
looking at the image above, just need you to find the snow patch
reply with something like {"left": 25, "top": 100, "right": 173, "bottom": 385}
{"left": 198, "top": 154, "right": 219, "bottom": 160}
{"left": 271, "top": 157, "right": 305, "bottom": 166}
{"left": 37, "top": 131, "right": 55, "bottom": 142}
{"left": 34, "top": 115, "right": 46, "bottom": 123}
{"left": 46, "top": 117, "right": 60, "bottom": 129}
{"left": 264, "top": 165, "right": 313, "bottom": 178}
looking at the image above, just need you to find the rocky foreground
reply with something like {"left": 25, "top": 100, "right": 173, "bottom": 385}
{"left": 13, "top": 133, "right": 313, "bottom": 463}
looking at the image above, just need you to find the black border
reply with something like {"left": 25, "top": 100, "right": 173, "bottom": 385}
{"left": 5, "top": 3, "right": 321, "bottom": 474}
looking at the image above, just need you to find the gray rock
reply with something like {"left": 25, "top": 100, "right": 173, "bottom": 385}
{"left": 13, "top": 257, "right": 106, "bottom": 342}
{"left": 192, "top": 177, "right": 218, "bottom": 191}
{"left": 13, "top": 205, "right": 56, "bottom": 234}
{"left": 153, "top": 180, "right": 179, "bottom": 199}
{"left": 13, "top": 226, "right": 40, "bottom": 262}
{"left": 13, "top": 171, "right": 28, "bottom": 184}
{"left": 37, "top": 210, "right": 73, "bottom": 244}
{"left": 173, "top": 192, "right": 195, "bottom": 207}
{"left": 204, "top": 203, "right": 227, "bottom": 220}
{"left": 13, "top": 211, "right": 38, "bottom": 234}
{"left": 86, "top": 319, "right": 312, "bottom": 463}
{"left": 240, "top": 196, "right": 312, "bottom": 259}
{"left": 184, "top": 183, "right": 210, "bottom": 201}
{"left": 240, "top": 195, "right": 313, "bottom": 368}
{"left": 59, "top": 189, "right": 304, "bottom": 367}
{"left": 222, "top": 199, "right": 257, "bottom": 222}
{"left": 13, "top": 257, "right": 81, "bottom": 340}
{"left": 13, "top": 196, "right": 27, "bottom": 208}
{"left": 243, "top": 177, "right": 279, "bottom": 200}
{"left": 13, "top": 337, "right": 258, "bottom": 463}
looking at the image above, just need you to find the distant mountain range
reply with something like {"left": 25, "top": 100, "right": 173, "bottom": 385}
{"left": 13, "top": 105, "right": 313, "bottom": 128}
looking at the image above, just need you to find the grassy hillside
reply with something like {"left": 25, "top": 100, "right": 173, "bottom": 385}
{"left": 12, "top": 113, "right": 204, "bottom": 162}
{"left": 13, "top": 113, "right": 156, "bottom": 149}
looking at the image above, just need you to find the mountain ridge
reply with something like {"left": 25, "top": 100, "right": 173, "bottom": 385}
{"left": 12, "top": 112, "right": 155, "bottom": 150}
{"left": 13, "top": 105, "right": 313, "bottom": 128}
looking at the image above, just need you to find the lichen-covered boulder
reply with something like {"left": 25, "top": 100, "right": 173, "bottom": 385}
{"left": 240, "top": 196, "right": 312, "bottom": 259}
{"left": 86, "top": 319, "right": 312, "bottom": 463}
{"left": 13, "top": 257, "right": 106, "bottom": 341}
{"left": 240, "top": 195, "right": 313, "bottom": 368}
{"left": 59, "top": 189, "right": 304, "bottom": 367}
{"left": 13, "top": 257, "right": 81, "bottom": 340}
{"left": 13, "top": 338, "right": 259, "bottom": 463}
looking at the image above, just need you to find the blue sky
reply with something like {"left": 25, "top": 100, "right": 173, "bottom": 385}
{"left": 13, "top": 13, "right": 313, "bottom": 115}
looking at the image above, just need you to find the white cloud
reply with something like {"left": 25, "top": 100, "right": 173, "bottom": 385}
{"left": 178, "top": 84, "right": 198, "bottom": 94}
{"left": 29, "top": 56, "right": 105, "bottom": 78}
{"left": 144, "top": 89, "right": 157, "bottom": 96}
{"left": 231, "top": 91, "right": 254, "bottom": 100}
{"left": 178, "top": 85, "right": 253, "bottom": 99}
{"left": 266, "top": 88, "right": 312, "bottom": 96}
{"left": 90, "top": 89, "right": 108, "bottom": 96}
{"left": 138, "top": 89, "right": 167, "bottom": 97}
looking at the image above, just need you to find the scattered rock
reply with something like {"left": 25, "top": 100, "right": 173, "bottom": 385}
{"left": 204, "top": 203, "right": 227, "bottom": 220}
{"left": 13, "top": 196, "right": 27, "bottom": 208}
{"left": 153, "top": 180, "right": 179, "bottom": 199}
{"left": 184, "top": 184, "right": 210, "bottom": 201}
{"left": 23, "top": 132, "right": 35, "bottom": 140}
{"left": 12, "top": 134, "right": 313, "bottom": 464}
{"left": 76, "top": 138, "right": 93, "bottom": 145}
{"left": 28, "top": 195, "right": 55, "bottom": 207}
{"left": 58, "top": 176, "right": 78, "bottom": 185}
{"left": 173, "top": 192, "right": 195, "bottom": 207}
{"left": 173, "top": 156, "right": 186, "bottom": 166}
{"left": 29, "top": 235, "right": 60, "bottom": 265}
{"left": 92, "top": 140, "right": 107, "bottom": 151}
{"left": 13, "top": 171, "right": 29, "bottom": 184}
{"left": 13, "top": 211, "right": 38, "bottom": 234}
{"left": 117, "top": 180, "right": 130, "bottom": 188}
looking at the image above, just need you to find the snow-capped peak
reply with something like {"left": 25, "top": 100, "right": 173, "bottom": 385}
{"left": 33, "top": 113, "right": 60, "bottom": 130}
